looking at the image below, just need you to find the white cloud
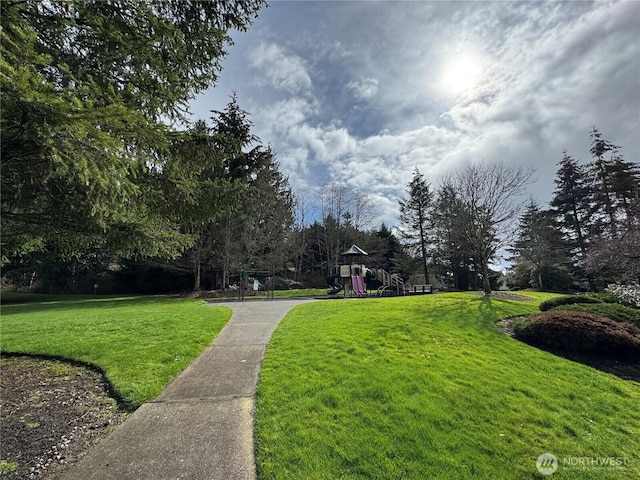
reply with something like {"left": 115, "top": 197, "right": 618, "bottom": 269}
{"left": 247, "top": 42, "right": 312, "bottom": 94}
{"left": 437, "top": 0, "right": 639, "bottom": 196}
{"left": 347, "top": 77, "right": 379, "bottom": 100}
{"left": 253, "top": 97, "right": 318, "bottom": 137}
{"left": 191, "top": 1, "right": 639, "bottom": 228}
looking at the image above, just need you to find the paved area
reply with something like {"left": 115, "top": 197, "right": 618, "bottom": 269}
{"left": 60, "top": 299, "right": 314, "bottom": 480}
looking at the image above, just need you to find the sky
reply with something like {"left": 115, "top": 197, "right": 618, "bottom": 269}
{"left": 189, "top": 0, "right": 640, "bottom": 229}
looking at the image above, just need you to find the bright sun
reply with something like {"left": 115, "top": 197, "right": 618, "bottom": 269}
{"left": 441, "top": 55, "right": 481, "bottom": 95}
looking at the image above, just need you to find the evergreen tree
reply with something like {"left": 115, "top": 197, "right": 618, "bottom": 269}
{"left": 608, "top": 157, "right": 640, "bottom": 224}
{"left": 233, "top": 157, "right": 294, "bottom": 272}
{"left": 373, "top": 224, "right": 405, "bottom": 274}
{"left": 191, "top": 96, "right": 280, "bottom": 290}
{"left": 158, "top": 120, "right": 233, "bottom": 290}
{"left": 431, "top": 181, "right": 474, "bottom": 290}
{"left": 129, "top": 95, "right": 287, "bottom": 291}
{"left": 581, "top": 128, "right": 640, "bottom": 282}
{"left": 1, "top": 0, "right": 265, "bottom": 263}
{"left": 588, "top": 128, "right": 640, "bottom": 230}
{"left": 550, "top": 151, "right": 598, "bottom": 290}
{"left": 398, "top": 168, "right": 433, "bottom": 283}
{"left": 589, "top": 127, "right": 622, "bottom": 235}
{"left": 508, "top": 200, "right": 570, "bottom": 290}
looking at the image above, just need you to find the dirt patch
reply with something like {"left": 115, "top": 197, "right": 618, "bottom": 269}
{"left": 0, "top": 356, "right": 130, "bottom": 479}
{"left": 471, "top": 291, "right": 535, "bottom": 302}
{"left": 495, "top": 315, "right": 525, "bottom": 336}
{"left": 496, "top": 316, "right": 640, "bottom": 383}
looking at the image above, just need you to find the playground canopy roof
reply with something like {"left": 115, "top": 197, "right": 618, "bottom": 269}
{"left": 341, "top": 244, "right": 368, "bottom": 256}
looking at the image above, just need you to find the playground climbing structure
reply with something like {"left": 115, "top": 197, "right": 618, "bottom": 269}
{"left": 325, "top": 244, "right": 406, "bottom": 298}
{"left": 326, "top": 263, "right": 405, "bottom": 297}
{"left": 372, "top": 269, "right": 405, "bottom": 296}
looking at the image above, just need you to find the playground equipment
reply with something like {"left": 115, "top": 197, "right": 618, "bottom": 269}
{"left": 326, "top": 245, "right": 406, "bottom": 297}
{"left": 372, "top": 269, "right": 406, "bottom": 296}
{"left": 238, "top": 268, "right": 275, "bottom": 301}
{"left": 326, "top": 264, "right": 406, "bottom": 297}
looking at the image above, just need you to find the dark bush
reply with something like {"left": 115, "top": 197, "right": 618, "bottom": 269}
{"left": 513, "top": 311, "right": 640, "bottom": 359}
{"left": 551, "top": 303, "right": 640, "bottom": 328}
{"left": 539, "top": 295, "right": 603, "bottom": 311}
{"left": 539, "top": 264, "right": 575, "bottom": 292}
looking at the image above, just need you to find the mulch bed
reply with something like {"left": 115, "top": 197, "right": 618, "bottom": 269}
{"left": 0, "top": 356, "right": 129, "bottom": 479}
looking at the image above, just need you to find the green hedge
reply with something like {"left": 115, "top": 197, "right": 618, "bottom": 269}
{"left": 539, "top": 293, "right": 616, "bottom": 312}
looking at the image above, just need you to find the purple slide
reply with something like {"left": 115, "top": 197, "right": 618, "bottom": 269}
{"left": 351, "top": 275, "right": 367, "bottom": 296}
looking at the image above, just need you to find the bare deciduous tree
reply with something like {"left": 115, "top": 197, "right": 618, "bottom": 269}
{"left": 451, "top": 161, "right": 535, "bottom": 295}
{"left": 584, "top": 226, "right": 640, "bottom": 283}
{"left": 315, "top": 181, "right": 378, "bottom": 275}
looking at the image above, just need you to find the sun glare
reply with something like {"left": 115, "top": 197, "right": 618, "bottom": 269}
{"left": 441, "top": 55, "right": 481, "bottom": 95}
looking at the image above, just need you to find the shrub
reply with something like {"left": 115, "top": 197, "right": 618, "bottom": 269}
{"left": 512, "top": 311, "right": 640, "bottom": 359}
{"left": 539, "top": 295, "right": 602, "bottom": 312}
{"left": 550, "top": 303, "right": 640, "bottom": 327}
{"left": 606, "top": 283, "right": 640, "bottom": 309}
{"left": 581, "top": 292, "right": 618, "bottom": 304}
{"left": 512, "top": 317, "right": 536, "bottom": 336}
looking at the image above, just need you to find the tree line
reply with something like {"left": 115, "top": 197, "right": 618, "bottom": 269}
{"left": 398, "top": 127, "right": 639, "bottom": 295}
{"left": 1, "top": 2, "right": 637, "bottom": 294}
{"left": 510, "top": 128, "right": 640, "bottom": 291}
{"left": 1, "top": 0, "right": 273, "bottom": 292}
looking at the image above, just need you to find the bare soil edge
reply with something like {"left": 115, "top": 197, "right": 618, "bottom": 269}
{"left": 0, "top": 355, "right": 130, "bottom": 479}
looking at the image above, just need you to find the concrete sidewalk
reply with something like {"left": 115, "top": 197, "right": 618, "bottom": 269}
{"left": 59, "top": 299, "right": 314, "bottom": 480}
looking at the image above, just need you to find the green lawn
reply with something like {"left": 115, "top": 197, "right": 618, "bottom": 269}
{"left": 255, "top": 293, "right": 640, "bottom": 479}
{"left": 274, "top": 288, "right": 328, "bottom": 298}
{"left": 208, "top": 288, "right": 328, "bottom": 301}
{"left": 0, "top": 295, "right": 230, "bottom": 408}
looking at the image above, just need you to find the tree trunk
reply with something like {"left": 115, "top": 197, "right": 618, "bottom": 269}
{"left": 537, "top": 267, "right": 544, "bottom": 291}
{"left": 419, "top": 223, "right": 429, "bottom": 284}
{"left": 453, "top": 267, "right": 459, "bottom": 290}
{"left": 422, "top": 253, "right": 429, "bottom": 284}
{"left": 193, "top": 260, "right": 201, "bottom": 291}
{"left": 482, "top": 262, "right": 491, "bottom": 296}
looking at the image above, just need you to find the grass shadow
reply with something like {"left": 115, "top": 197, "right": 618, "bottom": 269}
{"left": 545, "top": 349, "right": 640, "bottom": 383}
{"left": 496, "top": 316, "right": 640, "bottom": 383}
{"left": 1, "top": 294, "right": 179, "bottom": 314}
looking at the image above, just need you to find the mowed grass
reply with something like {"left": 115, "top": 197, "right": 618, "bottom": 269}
{"left": 225, "top": 289, "right": 327, "bottom": 300}
{"left": 255, "top": 293, "right": 640, "bottom": 479}
{"left": 0, "top": 295, "right": 231, "bottom": 408}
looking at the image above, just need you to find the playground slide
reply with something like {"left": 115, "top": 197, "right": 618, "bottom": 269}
{"left": 351, "top": 275, "right": 367, "bottom": 296}
{"left": 359, "top": 276, "right": 368, "bottom": 295}
{"left": 326, "top": 270, "right": 343, "bottom": 295}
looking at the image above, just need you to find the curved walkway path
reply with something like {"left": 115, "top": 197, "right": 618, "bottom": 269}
{"left": 61, "top": 298, "right": 315, "bottom": 480}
